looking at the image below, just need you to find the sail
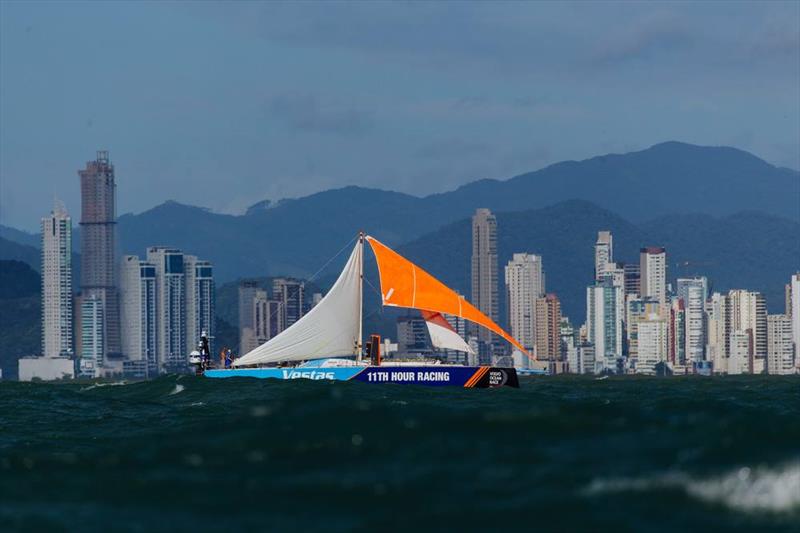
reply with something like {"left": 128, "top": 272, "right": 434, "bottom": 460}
{"left": 422, "top": 311, "right": 474, "bottom": 354}
{"left": 233, "top": 241, "right": 362, "bottom": 366}
{"left": 365, "top": 236, "right": 530, "bottom": 356}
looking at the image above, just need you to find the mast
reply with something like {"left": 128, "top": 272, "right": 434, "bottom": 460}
{"left": 356, "top": 231, "right": 364, "bottom": 361}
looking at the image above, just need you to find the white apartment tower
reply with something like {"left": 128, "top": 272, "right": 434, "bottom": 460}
{"left": 471, "top": 208, "right": 499, "bottom": 359}
{"left": 677, "top": 277, "right": 708, "bottom": 364}
{"left": 637, "top": 314, "right": 668, "bottom": 375}
{"left": 41, "top": 200, "right": 73, "bottom": 358}
{"left": 147, "top": 247, "right": 186, "bottom": 373}
{"left": 767, "top": 314, "right": 795, "bottom": 375}
{"left": 726, "top": 289, "right": 767, "bottom": 374}
{"left": 120, "top": 256, "right": 157, "bottom": 376}
{"left": 505, "top": 253, "right": 545, "bottom": 355}
{"left": 640, "top": 247, "right": 667, "bottom": 305}
{"left": 594, "top": 231, "right": 613, "bottom": 281}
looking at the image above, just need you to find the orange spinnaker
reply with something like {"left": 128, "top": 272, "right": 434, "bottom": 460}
{"left": 365, "top": 236, "right": 530, "bottom": 357}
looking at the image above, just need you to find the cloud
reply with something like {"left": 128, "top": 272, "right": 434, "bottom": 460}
{"left": 266, "top": 93, "right": 373, "bottom": 135}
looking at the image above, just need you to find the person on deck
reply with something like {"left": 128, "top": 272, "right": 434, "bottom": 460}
{"left": 224, "top": 349, "right": 233, "bottom": 369}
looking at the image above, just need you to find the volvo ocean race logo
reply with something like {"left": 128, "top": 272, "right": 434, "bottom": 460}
{"left": 282, "top": 370, "right": 336, "bottom": 380}
{"left": 488, "top": 369, "right": 508, "bottom": 387}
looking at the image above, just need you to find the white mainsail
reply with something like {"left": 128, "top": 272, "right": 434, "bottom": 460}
{"left": 422, "top": 311, "right": 475, "bottom": 354}
{"left": 233, "top": 241, "right": 363, "bottom": 366}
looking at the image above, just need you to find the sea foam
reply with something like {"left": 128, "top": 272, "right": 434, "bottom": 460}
{"left": 585, "top": 462, "right": 800, "bottom": 514}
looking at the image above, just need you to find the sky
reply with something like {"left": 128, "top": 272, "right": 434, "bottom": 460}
{"left": 1, "top": 1, "right": 798, "bottom": 231}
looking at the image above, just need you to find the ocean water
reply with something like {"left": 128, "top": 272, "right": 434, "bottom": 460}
{"left": 0, "top": 375, "right": 798, "bottom": 532}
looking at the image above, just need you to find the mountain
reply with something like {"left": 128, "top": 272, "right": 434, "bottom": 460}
{"left": 0, "top": 261, "right": 41, "bottom": 378}
{"left": 0, "top": 236, "right": 40, "bottom": 270}
{"left": 3, "top": 142, "right": 797, "bottom": 283}
{"left": 422, "top": 141, "right": 800, "bottom": 223}
{"left": 397, "top": 201, "right": 800, "bottom": 325}
{"left": 0, "top": 225, "right": 39, "bottom": 248}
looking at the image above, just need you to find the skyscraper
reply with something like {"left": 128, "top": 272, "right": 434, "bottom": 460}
{"left": 79, "top": 295, "right": 104, "bottom": 378}
{"left": 791, "top": 273, "right": 800, "bottom": 362}
{"left": 669, "top": 298, "right": 687, "bottom": 366}
{"left": 594, "top": 231, "right": 613, "bottom": 281}
{"left": 637, "top": 314, "right": 668, "bottom": 375}
{"left": 41, "top": 200, "right": 73, "bottom": 358}
{"left": 677, "top": 277, "right": 708, "bottom": 364}
{"left": 272, "top": 278, "right": 304, "bottom": 329}
{"left": 120, "top": 256, "right": 157, "bottom": 377}
{"left": 586, "top": 278, "right": 624, "bottom": 373}
{"left": 147, "top": 247, "right": 186, "bottom": 374}
{"left": 238, "top": 280, "right": 260, "bottom": 354}
{"left": 625, "top": 296, "right": 661, "bottom": 363}
{"left": 471, "top": 208, "right": 499, "bottom": 359}
{"left": 640, "top": 247, "right": 667, "bottom": 305}
{"left": 725, "top": 289, "right": 767, "bottom": 374}
{"left": 767, "top": 314, "right": 795, "bottom": 375}
{"left": 79, "top": 151, "right": 121, "bottom": 359}
{"left": 705, "top": 292, "right": 727, "bottom": 372}
{"left": 623, "top": 263, "right": 641, "bottom": 297}
{"left": 185, "top": 255, "right": 215, "bottom": 358}
{"left": 505, "top": 253, "right": 545, "bottom": 357}
{"left": 535, "top": 294, "right": 561, "bottom": 361}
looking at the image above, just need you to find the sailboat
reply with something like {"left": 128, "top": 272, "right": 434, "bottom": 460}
{"left": 204, "top": 234, "right": 530, "bottom": 388}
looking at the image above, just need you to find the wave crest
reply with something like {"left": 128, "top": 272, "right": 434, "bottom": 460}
{"left": 585, "top": 463, "right": 800, "bottom": 513}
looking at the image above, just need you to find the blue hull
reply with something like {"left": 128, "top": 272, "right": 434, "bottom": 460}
{"left": 204, "top": 365, "right": 519, "bottom": 388}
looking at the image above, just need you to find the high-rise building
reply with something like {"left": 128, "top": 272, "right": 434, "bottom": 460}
{"left": 640, "top": 247, "right": 667, "bottom": 305}
{"left": 251, "top": 289, "right": 269, "bottom": 350}
{"left": 79, "top": 295, "right": 104, "bottom": 378}
{"left": 669, "top": 298, "right": 687, "bottom": 366}
{"left": 677, "top": 277, "right": 708, "bottom": 364}
{"left": 602, "top": 262, "right": 625, "bottom": 289}
{"left": 623, "top": 263, "right": 641, "bottom": 297}
{"left": 767, "top": 314, "right": 795, "bottom": 375}
{"left": 505, "top": 253, "right": 545, "bottom": 357}
{"left": 120, "top": 256, "right": 157, "bottom": 376}
{"left": 728, "top": 331, "right": 750, "bottom": 375}
{"left": 238, "top": 280, "right": 260, "bottom": 355}
{"left": 594, "top": 231, "right": 613, "bottom": 281}
{"left": 396, "top": 315, "right": 429, "bottom": 354}
{"left": 625, "top": 296, "right": 661, "bottom": 363}
{"left": 637, "top": 314, "right": 668, "bottom": 375}
{"left": 471, "top": 208, "right": 499, "bottom": 359}
{"left": 785, "top": 281, "right": 793, "bottom": 317}
{"left": 185, "top": 255, "right": 215, "bottom": 358}
{"left": 791, "top": 273, "right": 800, "bottom": 362}
{"left": 79, "top": 150, "right": 120, "bottom": 359}
{"left": 441, "top": 310, "right": 471, "bottom": 365}
{"left": 725, "top": 289, "right": 767, "bottom": 374}
{"left": 705, "top": 292, "right": 727, "bottom": 372}
{"left": 41, "top": 200, "right": 73, "bottom": 358}
{"left": 147, "top": 247, "right": 186, "bottom": 374}
{"left": 586, "top": 278, "right": 624, "bottom": 373}
{"left": 535, "top": 294, "right": 561, "bottom": 361}
{"left": 272, "top": 277, "right": 304, "bottom": 329}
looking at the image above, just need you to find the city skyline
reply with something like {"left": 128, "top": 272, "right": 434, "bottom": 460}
{"left": 11, "top": 149, "right": 800, "bottom": 379}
